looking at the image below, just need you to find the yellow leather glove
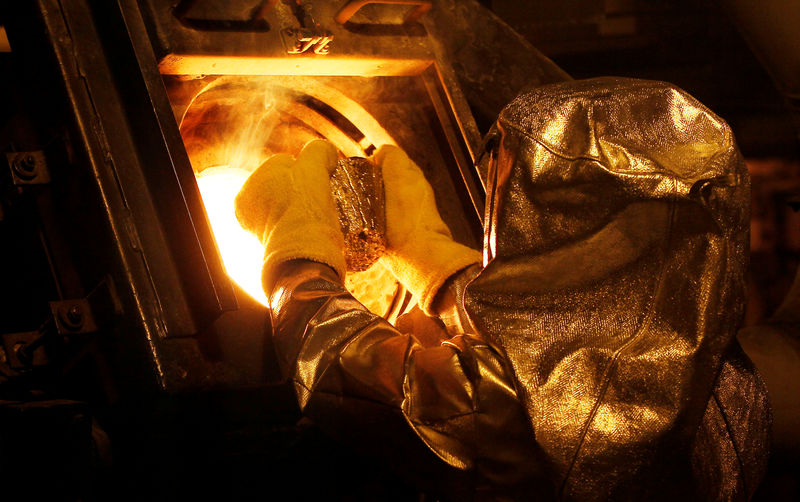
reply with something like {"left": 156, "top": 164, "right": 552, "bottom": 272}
{"left": 375, "top": 145, "right": 482, "bottom": 314}
{"left": 234, "top": 140, "right": 346, "bottom": 293}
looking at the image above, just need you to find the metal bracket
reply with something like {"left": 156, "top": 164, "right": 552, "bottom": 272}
{"left": 5, "top": 151, "right": 51, "bottom": 185}
{"left": 0, "top": 300, "right": 99, "bottom": 370}
{"left": 0, "top": 278, "right": 120, "bottom": 369}
{"left": 334, "top": 0, "right": 432, "bottom": 25}
{"left": 49, "top": 299, "right": 98, "bottom": 335}
{"left": 48, "top": 276, "right": 122, "bottom": 336}
{"left": 0, "top": 304, "right": 94, "bottom": 370}
{"left": 1, "top": 330, "right": 47, "bottom": 369}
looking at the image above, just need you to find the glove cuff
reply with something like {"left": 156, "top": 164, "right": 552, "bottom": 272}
{"left": 383, "top": 232, "right": 481, "bottom": 315}
{"left": 261, "top": 220, "right": 346, "bottom": 295}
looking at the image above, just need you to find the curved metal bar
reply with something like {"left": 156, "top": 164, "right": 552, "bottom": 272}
{"left": 334, "top": 0, "right": 432, "bottom": 25}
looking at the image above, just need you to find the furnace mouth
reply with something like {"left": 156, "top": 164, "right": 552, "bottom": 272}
{"left": 177, "top": 76, "right": 410, "bottom": 320}
{"left": 179, "top": 76, "right": 396, "bottom": 172}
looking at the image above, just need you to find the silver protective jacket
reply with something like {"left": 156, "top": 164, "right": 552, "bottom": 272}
{"left": 268, "top": 77, "right": 771, "bottom": 501}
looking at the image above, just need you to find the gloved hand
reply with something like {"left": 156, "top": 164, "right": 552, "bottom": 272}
{"left": 375, "top": 145, "right": 482, "bottom": 314}
{"left": 234, "top": 140, "right": 346, "bottom": 293}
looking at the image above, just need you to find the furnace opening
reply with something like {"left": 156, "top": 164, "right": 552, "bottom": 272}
{"left": 176, "top": 76, "right": 409, "bottom": 319}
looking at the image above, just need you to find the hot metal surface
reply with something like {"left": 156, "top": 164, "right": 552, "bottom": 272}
{"left": 330, "top": 157, "right": 387, "bottom": 272}
{"left": 268, "top": 78, "right": 770, "bottom": 500}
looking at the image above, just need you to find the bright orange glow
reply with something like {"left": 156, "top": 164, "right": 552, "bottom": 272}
{"left": 184, "top": 76, "right": 404, "bottom": 314}
{"left": 196, "top": 164, "right": 407, "bottom": 316}
{"left": 196, "top": 166, "right": 269, "bottom": 306}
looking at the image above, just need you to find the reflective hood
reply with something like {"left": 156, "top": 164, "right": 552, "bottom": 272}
{"left": 466, "top": 77, "right": 753, "bottom": 499}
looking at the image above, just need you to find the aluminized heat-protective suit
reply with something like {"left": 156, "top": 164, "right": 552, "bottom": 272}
{"left": 260, "top": 78, "right": 771, "bottom": 500}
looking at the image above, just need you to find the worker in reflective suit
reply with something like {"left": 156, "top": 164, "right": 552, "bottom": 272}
{"left": 235, "top": 78, "right": 771, "bottom": 501}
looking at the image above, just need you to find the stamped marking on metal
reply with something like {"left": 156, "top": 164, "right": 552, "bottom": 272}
{"left": 282, "top": 28, "right": 333, "bottom": 55}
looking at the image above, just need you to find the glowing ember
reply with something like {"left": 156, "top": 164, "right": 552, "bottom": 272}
{"left": 196, "top": 166, "right": 269, "bottom": 306}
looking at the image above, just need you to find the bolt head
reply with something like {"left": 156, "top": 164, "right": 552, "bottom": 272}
{"left": 11, "top": 153, "right": 37, "bottom": 180}
{"left": 14, "top": 341, "right": 31, "bottom": 365}
{"left": 60, "top": 304, "right": 84, "bottom": 329}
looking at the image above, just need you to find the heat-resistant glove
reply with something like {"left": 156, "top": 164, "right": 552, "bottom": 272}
{"left": 375, "top": 145, "right": 482, "bottom": 314}
{"left": 234, "top": 140, "right": 346, "bottom": 293}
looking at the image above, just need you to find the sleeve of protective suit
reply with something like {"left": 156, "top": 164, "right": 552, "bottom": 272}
{"left": 268, "top": 259, "right": 553, "bottom": 500}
